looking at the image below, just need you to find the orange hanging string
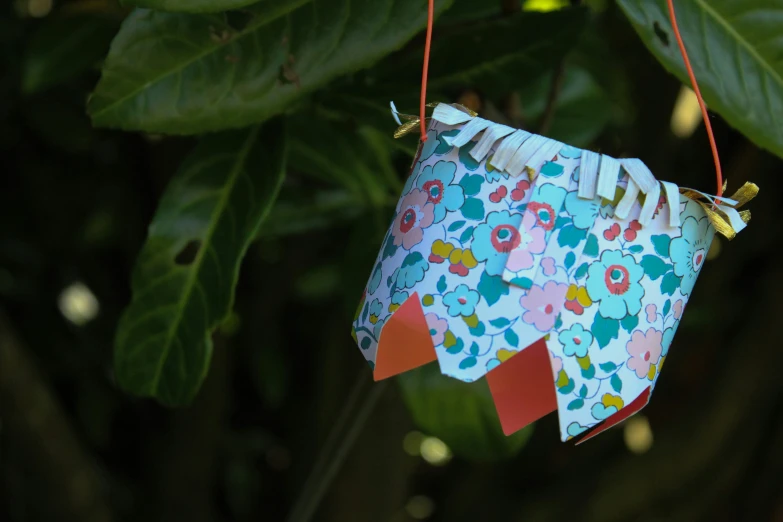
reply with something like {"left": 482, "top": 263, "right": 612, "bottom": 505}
{"left": 667, "top": 0, "right": 724, "bottom": 197}
{"left": 419, "top": 0, "right": 435, "bottom": 143}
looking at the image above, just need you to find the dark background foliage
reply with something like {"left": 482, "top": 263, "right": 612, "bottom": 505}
{"left": 1, "top": 0, "right": 782, "bottom": 521}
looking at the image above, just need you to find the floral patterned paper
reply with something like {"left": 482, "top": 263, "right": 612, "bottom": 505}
{"left": 352, "top": 117, "right": 714, "bottom": 441}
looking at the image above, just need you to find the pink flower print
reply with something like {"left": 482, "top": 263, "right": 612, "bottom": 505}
{"left": 541, "top": 256, "right": 557, "bottom": 276}
{"left": 425, "top": 313, "right": 448, "bottom": 346}
{"left": 626, "top": 328, "right": 663, "bottom": 379}
{"left": 519, "top": 281, "right": 569, "bottom": 332}
{"left": 645, "top": 303, "right": 657, "bottom": 323}
{"left": 673, "top": 299, "right": 684, "bottom": 319}
{"left": 548, "top": 350, "right": 563, "bottom": 379}
{"left": 392, "top": 189, "right": 435, "bottom": 250}
{"left": 505, "top": 211, "right": 547, "bottom": 272}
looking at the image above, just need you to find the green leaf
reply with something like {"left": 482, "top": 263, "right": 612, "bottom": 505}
{"left": 617, "top": 0, "right": 783, "bottom": 159}
{"left": 574, "top": 262, "right": 589, "bottom": 280}
{"left": 564, "top": 251, "right": 576, "bottom": 270}
{"left": 459, "top": 226, "right": 475, "bottom": 244}
{"left": 640, "top": 254, "right": 670, "bottom": 280}
{"left": 288, "top": 116, "right": 398, "bottom": 207}
{"left": 377, "top": 7, "right": 589, "bottom": 97}
{"left": 436, "top": 275, "right": 447, "bottom": 294}
{"left": 445, "top": 336, "right": 464, "bottom": 355}
{"left": 459, "top": 175, "right": 484, "bottom": 197}
{"left": 461, "top": 198, "right": 485, "bottom": 220}
{"left": 22, "top": 14, "right": 119, "bottom": 95}
{"left": 592, "top": 314, "right": 620, "bottom": 348}
{"left": 477, "top": 271, "right": 509, "bottom": 306}
{"left": 89, "top": 0, "right": 453, "bottom": 134}
{"left": 517, "top": 66, "right": 613, "bottom": 147}
{"left": 459, "top": 356, "right": 478, "bottom": 369}
{"left": 568, "top": 398, "right": 585, "bottom": 410}
{"left": 114, "top": 123, "right": 287, "bottom": 406}
{"left": 661, "top": 270, "right": 681, "bottom": 296}
{"left": 599, "top": 361, "right": 617, "bottom": 372}
{"left": 610, "top": 373, "right": 623, "bottom": 393}
{"left": 489, "top": 317, "right": 510, "bottom": 328}
{"left": 257, "top": 189, "right": 365, "bottom": 238}
{"left": 620, "top": 314, "right": 639, "bottom": 333}
{"left": 579, "top": 384, "right": 588, "bottom": 398}
{"left": 398, "top": 364, "right": 534, "bottom": 461}
{"left": 468, "top": 322, "right": 486, "bottom": 337}
{"left": 448, "top": 220, "right": 467, "bottom": 232}
{"left": 651, "top": 234, "right": 671, "bottom": 257}
{"left": 663, "top": 299, "right": 671, "bottom": 317}
{"left": 504, "top": 328, "right": 519, "bottom": 348}
{"left": 628, "top": 244, "right": 644, "bottom": 254}
{"left": 121, "top": 0, "right": 259, "bottom": 12}
{"left": 580, "top": 364, "right": 596, "bottom": 379}
{"left": 584, "top": 233, "right": 599, "bottom": 257}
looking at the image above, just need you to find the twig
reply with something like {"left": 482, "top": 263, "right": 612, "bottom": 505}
{"left": 285, "top": 371, "right": 388, "bottom": 522}
{"left": 538, "top": 60, "right": 567, "bottom": 136}
{"left": 0, "top": 311, "right": 114, "bottom": 522}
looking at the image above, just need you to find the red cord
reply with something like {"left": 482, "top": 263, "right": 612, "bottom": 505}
{"left": 667, "top": 0, "right": 723, "bottom": 197}
{"left": 419, "top": 0, "right": 435, "bottom": 143}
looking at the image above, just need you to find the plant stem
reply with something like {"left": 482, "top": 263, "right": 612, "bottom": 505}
{"left": 285, "top": 370, "right": 388, "bottom": 522}
{"left": 538, "top": 60, "right": 566, "bottom": 136}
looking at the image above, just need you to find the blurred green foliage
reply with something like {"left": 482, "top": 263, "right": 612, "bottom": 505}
{"left": 1, "top": 0, "right": 782, "bottom": 521}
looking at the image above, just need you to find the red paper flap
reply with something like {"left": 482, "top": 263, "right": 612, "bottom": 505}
{"left": 374, "top": 292, "right": 437, "bottom": 381}
{"left": 486, "top": 337, "right": 557, "bottom": 435}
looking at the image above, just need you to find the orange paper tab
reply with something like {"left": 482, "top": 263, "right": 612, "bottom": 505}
{"left": 487, "top": 338, "right": 557, "bottom": 435}
{"left": 374, "top": 292, "right": 437, "bottom": 381}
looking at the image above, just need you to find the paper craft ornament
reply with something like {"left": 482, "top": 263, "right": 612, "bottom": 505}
{"left": 350, "top": 102, "right": 757, "bottom": 442}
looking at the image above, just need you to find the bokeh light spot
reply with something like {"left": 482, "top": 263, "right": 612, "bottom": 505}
{"left": 58, "top": 282, "right": 99, "bottom": 326}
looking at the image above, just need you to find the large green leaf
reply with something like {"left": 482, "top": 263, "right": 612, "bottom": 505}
{"left": 288, "top": 114, "right": 401, "bottom": 206}
{"left": 22, "top": 14, "right": 119, "bottom": 94}
{"left": 398, "top": 363, "right": 533, "bottom": 461}
{"left": 373, "top": 7, "right": 589, "bottom": 98}
{"left": 88, "top": 0, "right": 453, "bottom": 134}
{"left": 617, "top": 0, "right": 783, "bottom": 159}
{"left": 120, "top": 0, "right": 259, "bottom": 13}
{"left": 114, "top": 122, "right": 287, "bottom": 406}
{"left": 517, "top": 67, "right": 613, "bottom": 147}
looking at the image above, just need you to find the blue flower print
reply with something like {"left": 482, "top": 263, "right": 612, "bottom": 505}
{"left": 416, "top": 161, "right": 465, "bottom": 223}
{"left": 670, "top": 215, "right": 713, "bottom": 296}
{"left": 591, "top": 402, "right": 618, "bottom": 421}
{"left": 368, "top": 299, "right": 383, "bottom": 324}
{"left": 400, "top": 161, "right": 421, "bottom": 206}
{"left": 566, "top": 422, "right": 588, "bottom": 438}
{"left": 564, "top": 191, "right": 600, "bottom": 230}
{"left": 471, "top": 210, "right": 524, "bottom": 276}
{"left": 368, "top": 263, "right": 382, "bottom": 295}
{"left": 558, "top": 324, "right": 593, "bottom": 358}
{"left": 662, "top": 319, "right": 679, "bottom": 357}
{"left": 391, "top": 290, "right": 409, "bottom": 306}
{"left": 485, "top": 160, "right": 510, "bottom": 183}
{"left": 528, "top": 183, "right": 568, "bottom": 231}
{"left": 559, "top": 144, "right": 582, "bottom": 159}
{"left": 442, "top": 284, "right": 480, "bottom": 317}
{"left": 419, "top": 129, "right": 439, "bottom": 162}
{"left": 585, "top": 250, "right": 645, "bottom": 320}
{"left": 393, "top": 252, "right": 429, "bottom": 290}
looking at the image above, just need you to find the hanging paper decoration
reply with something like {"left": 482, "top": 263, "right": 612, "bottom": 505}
{"left": 351, "top": 103, "right": 756, "bottom": 442}
{"left": 350, "top": 0, "right": 758, "bottom": 443}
